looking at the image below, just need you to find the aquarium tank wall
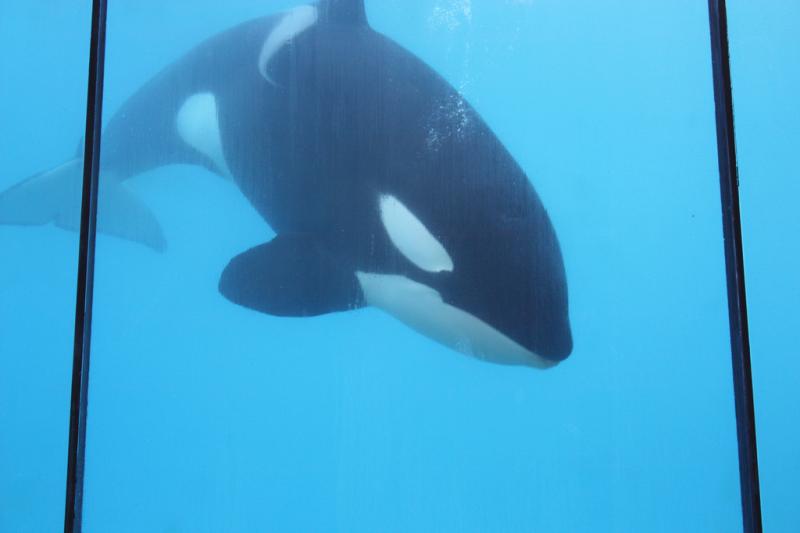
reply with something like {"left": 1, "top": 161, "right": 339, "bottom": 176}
{"left": 0, "top": 1, "right": 795, "bottom": 532}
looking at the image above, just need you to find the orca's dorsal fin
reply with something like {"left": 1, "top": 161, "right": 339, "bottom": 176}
{"left": 319, "top": 0, "right": 367, "bottom": 26}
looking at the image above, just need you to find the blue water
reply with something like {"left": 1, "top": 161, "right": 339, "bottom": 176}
{"left": 728, "top": 1, "right": 800, "bottom": 531}
{"left": 0, "top": 1, "right": 795, "bottom": 532}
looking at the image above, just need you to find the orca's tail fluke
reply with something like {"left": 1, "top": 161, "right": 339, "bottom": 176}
{"left": 0, "top": 158, "right": 166, "bottom": 251}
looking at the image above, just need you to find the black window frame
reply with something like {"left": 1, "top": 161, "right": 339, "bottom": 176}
{"left": 62, "top": 1, "right": 763, "bottom": 531}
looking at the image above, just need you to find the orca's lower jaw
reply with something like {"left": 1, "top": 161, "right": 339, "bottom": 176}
{"left": 486, "top": 326, "right": 572, "bottom": 369}
{"left": 467, "top": 302, "right": 573, "bottom": 368}
{"left": 354, "top": 271, "right": 570, "bottom": 369}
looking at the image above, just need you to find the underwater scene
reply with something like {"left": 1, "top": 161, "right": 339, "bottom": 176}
{"left": 0, "top": 1, "right": 796, "bottom": 532}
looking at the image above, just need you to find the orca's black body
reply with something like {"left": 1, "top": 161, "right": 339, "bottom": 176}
{"left": 0, "top": 0, "right": 572, "bottom": 367}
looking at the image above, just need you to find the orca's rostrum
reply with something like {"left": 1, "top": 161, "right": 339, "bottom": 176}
{"left": 0, "top": 0, "right": 573, "bottom": 367}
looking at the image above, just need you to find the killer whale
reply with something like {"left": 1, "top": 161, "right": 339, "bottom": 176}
{"left": 0, "top": 0, "right": 572, "bottom": 367}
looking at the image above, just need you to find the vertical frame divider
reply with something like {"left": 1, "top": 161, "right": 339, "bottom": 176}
{"left": 707, "top": 1, "right": 762, "bottom": 532}
{"left": 64, "top": 0, "right": 108, "bottom": 531}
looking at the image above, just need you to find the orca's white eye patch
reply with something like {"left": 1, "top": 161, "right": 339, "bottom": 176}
{"left": 258, "top": 5, "right": 318, "bottom": 84}
{"left": 379, "top": 194, "right": 453, "bottom": 273}
{"left": 176, "top": 92, "right": 231, "bottom": 177}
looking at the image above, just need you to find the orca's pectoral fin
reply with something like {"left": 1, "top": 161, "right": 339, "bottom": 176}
{"left": 219, "top": 234, "right": 364, "bottom": 317}
{"left": 0, "top": 158, "right": 165, "bottom": 251}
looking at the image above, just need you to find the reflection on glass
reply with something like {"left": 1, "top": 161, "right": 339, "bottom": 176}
{"left": 0, "top": 2, "right": 91, "bottom": 531}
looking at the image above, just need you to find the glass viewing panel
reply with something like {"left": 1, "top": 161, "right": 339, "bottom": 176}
{"left": 0, "top": 2, "right": 92, "bottom": 531}
{"left": 728, "top": 1, "right": 800, "bottom": 531}
{"left": 0, "top": 0, "right": 740, "bottom": 531}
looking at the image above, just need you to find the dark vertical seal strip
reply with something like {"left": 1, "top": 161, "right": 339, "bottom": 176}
{"left": 707, "top": 1, "right": 762, "bottom": 532}
{"left": 64, "top": 0, "right": 107, "bottom": 531}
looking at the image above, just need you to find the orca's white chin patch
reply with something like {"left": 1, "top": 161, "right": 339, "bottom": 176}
{"left": 379, "top": 194, "right": 453, "bottom": 273}
{"left": 258, "top": 5, "right": 319, "bottom": 84}
{"left": 355, "top": 272, "right": 556, "bottom": 369}
{"left": 176, "top": 92, "right": 232, "bottom": 178}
